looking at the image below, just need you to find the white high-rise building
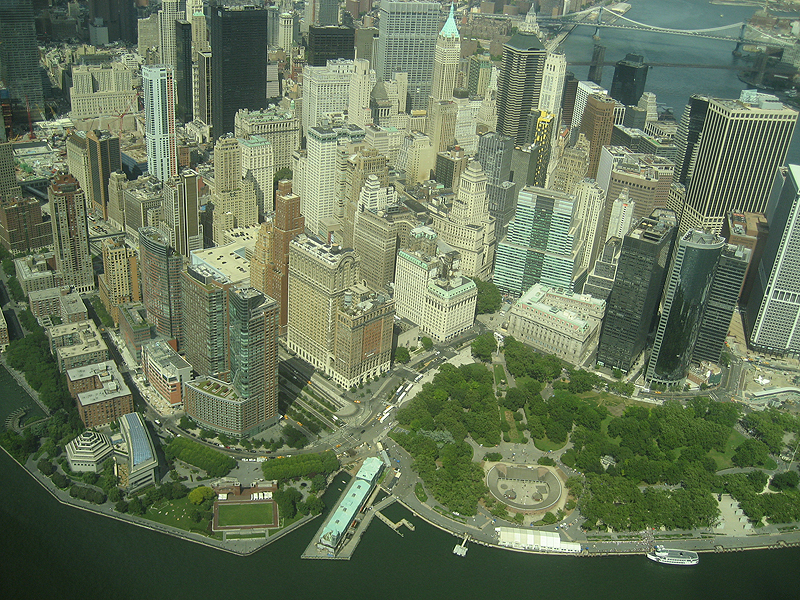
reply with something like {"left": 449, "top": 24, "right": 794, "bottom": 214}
{"left": 142, "top": 65, "right": 178, "bottom": 182}
{"left": 607, "top": 188, "right": 635, "bottom": 241}
{"left": 748, "top": 165, "right": 800, "bottom": 354}
{"left": 375, "top": 1, "right": 441, "bottom": 111}
{"left": 279, "top": 12, "right": 293, "bottom": 50}
{"left": 348, "top": 59, "right": 376, "bottom": 130}
{"left": 573, "top": 178, "right": 605, "bottom": 274}
{"left": 428, "top": 4, "right": 460, "bottom": 110}
{"left": 358, "top": 174, "right": 397, "bottom": 213}
{"left": 572, "top": 81, "right": 607, "bottom": 137}
{"left": 159, "top": 0, "right": 184, "bottom": 70}
{"left": 539, "top": 51, "right": 566, "bottom": 117}
{"left": 302, "top": 60, "right": 356, "bottom": 135}
{"left": 240, "top": 136, "right": 275, "bottom": 216}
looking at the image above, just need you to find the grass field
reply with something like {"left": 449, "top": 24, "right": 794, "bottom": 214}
{"left": 534, "top": 435, "right": 566, "bottom": 452}
{"left": 217, "top": 502, "right": 274, "bottom": 527}
{"left": 708, "top": 429, "right": 747, "bottom": 470}
{"left": 493, "top": 364, "right": 507, "bottom": 386}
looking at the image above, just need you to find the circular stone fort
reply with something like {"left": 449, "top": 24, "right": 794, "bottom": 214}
{"left": 486, "top": 464, "right": 564, "bottom": 512}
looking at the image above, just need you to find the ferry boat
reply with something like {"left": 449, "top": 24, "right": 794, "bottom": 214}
{"left": 646, "top": 545, "right": 699, "bottom": 566}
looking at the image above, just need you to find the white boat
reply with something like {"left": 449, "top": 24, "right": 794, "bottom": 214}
{"left": 646, "top": 545, "right": 699, "bottom": 566}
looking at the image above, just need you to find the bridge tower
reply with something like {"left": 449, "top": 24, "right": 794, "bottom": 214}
{"left": 733, "top": 22, "right": 747, "bottom": 55}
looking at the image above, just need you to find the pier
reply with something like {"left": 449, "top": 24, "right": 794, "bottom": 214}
{"left": 453, "top": 534, "right": 469, "bottom": 557}
{"left": 375, "top": 509, "right": 416, "bottom": 536}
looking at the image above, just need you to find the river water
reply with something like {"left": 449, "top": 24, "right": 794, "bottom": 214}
{"left": 3, "top": 1, "right": 800, "bottom": 598}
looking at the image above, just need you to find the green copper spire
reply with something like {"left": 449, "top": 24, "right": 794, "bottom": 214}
{"left": 440, "top": 3, "right": 460, "bottom": 39}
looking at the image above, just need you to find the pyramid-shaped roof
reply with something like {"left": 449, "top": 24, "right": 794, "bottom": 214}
{"left": 440, "top": 4, "right": 460, "bottom": 39}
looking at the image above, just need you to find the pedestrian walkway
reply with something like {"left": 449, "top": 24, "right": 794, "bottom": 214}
{"left": 0, "top": 354, "right": 50, "bottom": 416}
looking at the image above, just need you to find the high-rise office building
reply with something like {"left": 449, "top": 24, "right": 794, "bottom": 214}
{"left": 175, "top": 20, "right": 193, "bottom": 124}
{"left": 525, "top": 109, "right": 555, "bottom": 188}
{"left": 88, "top": 0, "right": 137, "bottom": 43}
{"left": 539, "top": 51, "right": 567, "bottom": 117}
{"left": 747, "top": 165, "right": 800, "bottom": 355}
{"left": 428, "top": 4, "right": 460, "bottom": 111}
{"left": 99, "top": 238, "right": 140, "bottom": 326}
{"left": 211, "top": 5, "right": 268, "bottom": 137}
{"left": 348, "top": 58, "right": 376, "bottom": 130}
{"left": 693, "top": 243, "right": 750, "bottom": 365}
{"left": 235, "top": 107, "right": 301, "bottom": 173}
{"left": 679, "top": 91, "right": 797, "bottom": 234}
{"left": 139, "top": 227, "right": 182, "bottom": 343}
{"left": 0, "top": 0, "right": 43, "bottom": 121}
{"left": 210, "top": 136, "right": 257, "bottom": 244}
{"left": 162, "top": 169, "right": 201, "bottom": 257}
{"left": 0, "top": 197, "right": 52, "bottom": 254}
{"left": 301, "top": 60, "right": 357, "bottom": 135}
{"left": 181, "top": 264, "right": 233, "bottom": 379}
{"left": 571, "top": 80, "right": 607, "bottom": 136}
{"left": 673, "top": 94, "right": 709, "bottom": 186}
{"left": 159, "top": 0, "right": 183, "bottom": 70}
{"left": 375, "top": 1, "right": 441, "bottom": 111}
{"left": 721, "top": 211, "right": 768, "bottom": 307}
{"left": 645, "top": 230, "right": 725, "bottom": 387}
{"left": 287, "top": 235, "right": 360, "bottom": 373}
{"left": 86, "top": 130, "right": 121, "bottom": 220}
{"left": 184, "top": 286, "right": 279, "bottom": 437}
{"left": 0, "top": 138, "right": 21, "bottom": 200}
{"left": 279, "top": 12, "right": 294, "bottom": 51}
{"left": 195, "top": 50, "right": 213, "bottom": 127}
{"left": 596, "top": 210, "right": 677, "bottom": 372}
{"left": 142, "top": 65, "right": 178, "bottom": 182}
{"left": 580, "top": 93, "right": 616, "bottom": 179}
{"left": 307, "top": 26, "right": 355, "bottom": 66}
{"left": 496, "top": 23, "right": 546, "bottom": 145}
{"left": 258, "top": 180, "right": 304, "bottom": 336}
{"left": 476, "top": 132, "right": 516, "bottom": 232}
{"left": 432, "top": 161, "right": 497, "bottom": 280}
{"left": 467, "top": 53, "right": 493, "bottom": 98}
{"left": 49, "top": 174, "right": 94, "bottom": 294}
{"left": 493, "top": 186, "right": 584, "bottom": 295}
{"left": 69, "top": 64, "right": 137, "bottom": 120}
{"left": 240, "top": 136, "right": 275, "bottom": 216}
{"left": 340, "top": 147, "right": 389, "bottom": 247}
{"left": 435, "top": 147, "right": 469, "bottom": 191}
{"left": 427, "top": 100, "right": 458, "bottom": 152}
{"left": 610, "top": 54, "right": 648, "bottom": 106}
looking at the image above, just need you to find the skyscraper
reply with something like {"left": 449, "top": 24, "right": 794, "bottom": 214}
{"left": 580, "top": 93, "right": 616, "bottom": 179}
{"left": 693, "top": 243, "right": 750, "bottom": 365}
{"left": 673, "top": 94, "right": 710, "bottom": 186}
{"left": 610, "top": 54, "right": 648, "bottom": 106}
{"left": 0, "top": 0, "right": 43, "bottom": 120}
{"left": 211, "top": 5, "right": 268, "bottom": 137}
{"left": 476, "top": 132, "right": 516, "bottom": 232}
{"left": 307, "top": 26, "right": 355, "bottom": 67}
{"left": 496, "top": 24, "right": 546, "bottom": 145}
{"left": 139, "top": 227, "right": 182, "bottom": 343}
{"left": 181, "top": 264, "right": 233, "bottom": 379}
{"left": 375, "top": 1, "right": 441, "bottom": 111}
{"left": 86, "top": 130, "right": 121, "bottom": 220}
{"left": 162, "top": 169, "right": 201, "bottom": 257}
{"left": 596, "top": 210, "right": 677, "bottom": 372}
{"left": 99, "top": 239, "right": 140, "bottom": 326}
{"left": 184, "top": 287, "right": 279, "bottom": 437}
{"left": 493, "top": 186, "right": 584, "bottom": 295}
{"left": 158, "top": 0, "right": 183, "bottom": 70}
{"left": 680, "top": 91, "right": 797, "bottom": 234}
{"left": 49, "top": 174, "right": 94, "bottom": 294}
{"left": 174, "top": 20, "right": 193, "bottom": 124}
{"left": 747, "top": 165, "right": 800, "bottom": 354}
{"left": 645, "top": 230, "right": 725, "bottom": 388}
{"left": 428, "top": 4, "right": 460, "bottom": 111}
{"left": 142, "top": 65, "right": 178, "bottom": 182}
{"left": 0, "top": 138, "right": 21, "bottom": 200}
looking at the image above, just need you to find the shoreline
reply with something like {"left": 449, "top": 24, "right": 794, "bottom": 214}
{"left": 0, "top": 443, "right": 317, "bottom": 557}
{"left": 3, "top": 442, "right": 800, "bottom": 559}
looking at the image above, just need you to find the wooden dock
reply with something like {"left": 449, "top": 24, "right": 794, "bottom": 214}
{"left": 375, "top": 510, "right": 415, "bottom": 535}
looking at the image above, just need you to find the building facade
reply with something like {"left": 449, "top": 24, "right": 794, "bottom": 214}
{"left": 49, "top": 174, "right": 94, "bottom": 294}
{"left": 142, "top": 65, "right": 178, "bottom": 182}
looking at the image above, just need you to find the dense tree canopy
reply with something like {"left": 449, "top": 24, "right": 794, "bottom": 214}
{"left": 261, "top": 451, "right": 339, "bottom": 482}
{"left": 471, "top": 278, "right": 502, "bottom": 314}
{"left": 471, "top": 332, "right": 496, "bottom": 362}
{"left": 165, "top": 437, "right": 236, "bottom": 477}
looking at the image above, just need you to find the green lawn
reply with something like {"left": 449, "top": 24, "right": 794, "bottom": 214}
{"left": 708, "top": 429, "right": 747, "bottom": 470}
{"left": 493, "top": 364, "right": 507, "bottom": 386}
{"left": 534, "top": 435, "right": 567, "bottom": 452}
{"left": 502, "top": 409, "right": 526, "bottom": 443}
{"left": 217, "top": 502, "right": 274, "bottom": 527}
{"left": 144, "top": 496, "right": 210, "bottom": 532}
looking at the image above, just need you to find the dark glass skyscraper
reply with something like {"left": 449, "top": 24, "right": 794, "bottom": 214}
{"left": 645, "top": 230, "right": 725, "bottom": 387}
{"left": 496, "top": 29, "right": 546, "bottom": 146}
{"left": 175, "top": 20, "right": 193, "bottom": 124}
{"left": 693, "top": 243, "right": 750, "bottom": 365}
{"left": 211, "top": 5, "right": 268, "bottom": 137}
{"left": 476, "top": 131, "right": 516, "bottom": 231}
{"left": 139, "top": 227, "right": 183, "bottom": 344}
{"left": 609, "top": 53, "right": 648, "bottom": 106}
{"left": 306, "top": 26, "right": 355, "bottom": 67}
{"left": 597, "top": 210, "right": 677, "bottom": 372}
{"left": 0, "top": 0, "right": 43, "bottom": 121}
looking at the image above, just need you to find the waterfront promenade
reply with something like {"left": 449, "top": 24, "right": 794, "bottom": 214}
{"left": 0, "top": 354, "right": 50, "bottom": 417}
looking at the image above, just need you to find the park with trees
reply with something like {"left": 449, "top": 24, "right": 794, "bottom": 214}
{"left": 391, "top": 335, "right": 800, "bottom": 529}
{"left": 164, "top": 437, "right": 237, "bottom": 477}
